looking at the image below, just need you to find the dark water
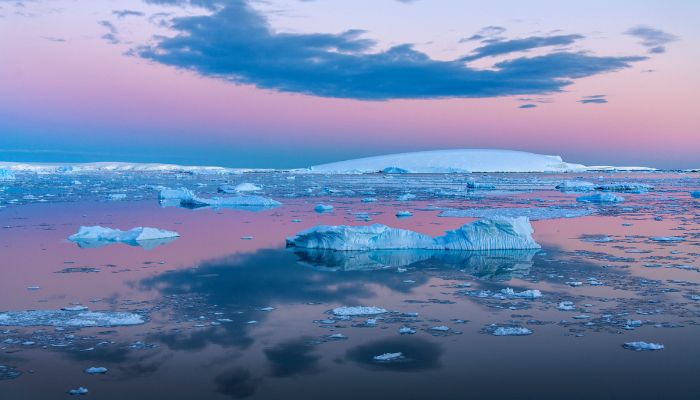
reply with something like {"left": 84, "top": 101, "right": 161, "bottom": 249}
{"left": 1, "top": 171, "right": 699, "bottom": 399}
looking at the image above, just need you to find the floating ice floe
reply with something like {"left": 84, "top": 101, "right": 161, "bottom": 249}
{"left": 373, "top": 352, "right": 404, "bottom": 362}
{"left": 218, "top": 182, "right": 262, "bottom": 193}
{"left": 399, "top": 326, "right": 416, "bottom": 335}
{"left": 595, "top": 183, "right": 653, "bottom": 192}
{"left": 397, "top": 193, "right": 416, "bottom": 201}
{"left": 558, "top": 301, "right": 576, "bottom": 311}
{"left": 68, "top": 226, "right": 179, "bottom": 249}
{"left": 492, "top": 326, "right": 532, "bottom": 336}
{"left": 332, "top": 306, "right": 388, "bottom": 316}
{"left": 622, "top": 341, "right": 664, "bottom": 351}
{"left": 68, "top": 387, "right": 89, "bottom": 396}
{"left": 85, "top": 367, "right": 108, "bottom": 375}
{"left": 500, "top": 288, "right": 543, "bottom": 299}
{"left": 0, "top": 310, "right": 145, "bottom": 327}
{"left": 308, "top": 149, "right": 587, "bottom": 173}
{"left": 576, "top": 193, "right": 624, "bottom": 204}
{"left": 556, "top": 180, "right": 595, "bottom": 191}
{"left": 396, "top": 210, "right": 413, "bottom": 218}
{"left": 650, "top": 236, "right": 684, "bottom": 242}
{"left": 438, "top": 207, "right": 591, "bottom": 220}
{"left": 158, "top": 187, "right": 280, "bottom": 210}
{"left": 466, "top": 179, "right": 495, "bottom": 189}
{"left": 287, "top": 217, "right": 541, "bottom": 251}
{"left": 315, "top": 204, "right": 334, "bottom": 213}
{"left": 0, "top": 168, "right": 16, "bottom": 181}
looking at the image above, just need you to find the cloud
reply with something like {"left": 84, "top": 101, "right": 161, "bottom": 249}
{"left": 460, "top": 26, "right": 506, "bottom": 42}
{"left": 460, "top": 34, "right": 584, "bottom": 61}
{"left": 137, "top": 0, "right": 646, "bottom": 100}
{"left": 518, "top": 103, "right": 537, "bottom": 109}
{"left": 625, "top": 26, "right": 678, "bottom": 54}
{"left": 98, "top": 20, "right": 119, "bottom": 44}
{"left": 578, "top": 94, "right": 608, "bottom": 104}
{"left": 113, "top": 9, "right": 145, "bottom": 18}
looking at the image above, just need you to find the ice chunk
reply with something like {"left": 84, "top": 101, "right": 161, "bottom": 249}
{"left": 500, "top": 288, "right": 542, "bottom": 299}
{"left": 466, "top": 179, "right": 495, "bottom": 189}
{"left": 399, "top": 326, "right": 416, "bottom": 335}
{"left": 556, "top": 180, "right": 595, "bottom": 191}
{"left": 309, "top": 149, "right": 587, "bottom": 173}
{"left": 623, "top": 341, "right": 664, "bottom": 351}
{"left": 373, "top": 352, "right": 404, "bottom": 362}
{"left": 219, "top": 182, "right": 262, "bottom": 193}
{"left": 0, "top": 310, "right": 145, "bottom": 327}
{"left": 85, "top": 367, "right": 108, "bottom": 375}
{"left": 493, "top": 326, "right": 532, "bottom": 336}
{"left": 68, "top": 387, "right": 89, "bottom": 396}
{"left": 0, "top": 168, "right": 16, "bottom": 181}
{"left": 159, "top": 187, "right": 280, "bottom": 210}
{"left": 68, "top": 226, "right": 179, "bottom": 249}
{"left": 397, "top": 193, "right": 416, "bottom": 201}
{"left": 595, "top": 183, "right": 653, "bottom": 192}
{"left": 576, "top": 193, "right": 624, "bottom": 203}
{"left": 287, "top": 217, "right": 540, "bottom": 251}
{"left": 438, "top": 207, "right": 591, "bottom": 220}
{"left": 558, "top": 301, "right": 576, "bottom": 311}
{"left": 314, "top": 204, "right": 334, "bottom": 213}
{"left": 650, "top": 236, "right": 684, "bottom": 242}
{"left": 331, "top": 306, "right": 387, "bottom": 316}
{"left": 396, "top": 210, "right": 413, "bottom": 218}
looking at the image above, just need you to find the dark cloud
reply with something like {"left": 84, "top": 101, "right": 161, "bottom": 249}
{"left": 137, "top": 0, "right": 645, "bottom": 100}
{"left": 460, "top": 34, "right": 583, "bottom": 61}
{"left": 113, "top": 9, "right": 145, "bottom": 18}
{"left": 518, "top": 103, "right": 537, "bottom": 109}
{"left": 625, "top": 26, "right": 677, "bottom": 54}
{"left": 578, "top": 94, "right": 608, "bottom": 104}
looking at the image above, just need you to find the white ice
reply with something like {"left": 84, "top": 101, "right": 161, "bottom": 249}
{"left": 438, "top": 207, "right": 591, "bottom": 220}
{"left": 492, "top": 327, "right": 533, "bottom": 336}
{"left": 623, "top": 341, "right": 664, "bottom": 351}
{"left": 68, "top": 226, "right": 179, "bottom": 248}
{"left": 331, "top": 306, "right": 387, "bottom": 316}
{"left": 0, "top": 310, "right": 145, "bottom": 327}
{"left": 576, "top": 193, "right": 625, "bottom": 203}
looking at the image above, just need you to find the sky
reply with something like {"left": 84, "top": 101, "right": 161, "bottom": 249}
{"left": 0, "top": 0, "right": 698, "bottom": 168}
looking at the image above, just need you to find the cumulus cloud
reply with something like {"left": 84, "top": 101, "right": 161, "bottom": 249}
{"left": 137, "top": 0, "right": 646, "bottom": 100}
{"left": 625, "top": 26, "right": 678, "bottom": 54}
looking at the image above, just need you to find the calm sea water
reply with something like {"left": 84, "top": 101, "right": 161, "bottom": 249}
{"left": 1, "top": 171, "right": 699, "bottom": 399}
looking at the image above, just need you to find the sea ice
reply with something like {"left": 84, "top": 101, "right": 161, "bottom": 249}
{"left": 373, "top": 352, "right": 404, "bottom": 362}
{"left": 438, "top": 207, "right": 591, "bottom": 220}
{"left": 287, "top": 217, "right": 541, "bottom": 251}
{"left": 68, "top": 387, "right": 89, "bottom": 396}
{"left": 159, "top": 187, "right": 280, "bottom": 209}
{"left": 0, "top": 310, "right": 145, "bottom": 327}
{"left": 218, "top": 182, "right": 262, "bottom": 193}
{"left": 556, "top": 180, "right": 595, "bottom": 191}
{"left": 623, "top": 341, "right": 664, "bottom": 351}
{"left": 396, "top": 210, "right": 413, "bottom": 218}
{"left": 331, "top": 306, "right": 388, "bottom": 316}
{"left": 576, "top": 193, "right": 625, "bottom": 203}
{"left": 314, "top": 204, "right": 334, "bottom": 213}
{"left": 500, "top": 288, "right": 543, "bottom": 299}
{"left": 85, "top": 367, "right": 108, "bottom": 375}
{"left": 492, "top": 327, "right": 533, "bottom": 336}
{"left": 0, "top": 168, "right": 16, "bottom": 181}
{"left": 595, "top": 183, "right": 653, "bottom": 192}
{"left": 558, "top": 301, "right": 576, "bottom": 311}
{"left": 68, "top": 226, "right": 179, "bottom": 248}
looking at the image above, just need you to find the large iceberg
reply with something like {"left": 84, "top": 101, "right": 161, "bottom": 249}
{"left": 68, "top": 226, "right": 179, "bottom": 249}
{"left": 287, "top": 217, "right": 541, "bottom": 251}
{"left": 158, "top": 187, "right": 280, "bottom": 210}
{"left": 308, "top": 149, "right": 587, "bottom": 173}
{"left": 0, "top": 310, "right": 145, "bottom": 327}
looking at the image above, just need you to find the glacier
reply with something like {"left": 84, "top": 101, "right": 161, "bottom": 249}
{"left": 308, "top": 149, "right": 587, "bottom": 173}
{"left": 287, "top": 217, "right": 541, "bottom": 251}
{"left": 68, "top": 226, "right": 179, "bottom": 249}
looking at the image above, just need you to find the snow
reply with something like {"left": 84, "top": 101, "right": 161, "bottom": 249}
{"left": 492, "top": 327, "right": 533, "bottom": 336}
{"left": 373, "top": 352, "right": 404, "bottom": 362}
{"left": 308, "top": 149, "right": 587, "bottom": 173}
{"left": 556, "top": 180, "right": 595, "bottom": 191}
{"left": 287, "top": 217, "right": 541, "bottom": 251}
{"left": 159, "top": 187, "right": 280, "bottom": 209}
{"left": 331, "top": 306, "right": 388, "bottom": 316}
{"left": 0, "top": 310, "right": 145, "bottom": 327}
{"left": 68, "top": 226, "right": 179, "bottom": 248}
{"left": 576, "top": 193, "right": 625, "bottom": 203}
{"left": 438, "top": 207, "right": 591, "bottom": 220}
{"left": 219, "top": 182, "right": 262, "bottom": 193}
{"left": 0, "top": 168, "right": 15, "bottom": 181}
{"left": 500, "top": 288, "right": 543, "bottom": 299}
{"left": 623, "top": 341, "right": 664, "bottom": 351}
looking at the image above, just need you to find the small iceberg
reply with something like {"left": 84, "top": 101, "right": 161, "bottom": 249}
{"left": 314, "top": 204, "right": 334, "bottom": 213}
{"left": 595, "top": 183, "right": 653, "bottom": 192}
{"left": 218, "top": 182, "right": 262, "bottom": 193}
{"left": 500, "top": 288, "right": 542, "bottom": 299}
{"left": 287, "top": 217, "right": 541, "bottom": 251}
{"left": 396, "top": 210, "right": 413, "bottom": 218}
{"left": 576, "top": 193, "right": 624, "bottom": 204}
{"left": 466, "top": 179, "right": 495, "bottom": 190}
{"left": 68, "top": 387, "right": 89, "bottom": 396}
{"left": 556, "top": 180, "right": 595, "bottom": 192}
{"left": 622, "top": 341, "right": 664, "bottom": 351}
{"left": 332, "top": 306, "right": 387, "bottom": 316}
{"left": 492, "top": 326, "right": 533, "bottom": 336}
{"left": 373, "top": 352, "right": 404, "bottom": 362}
{"left": 159, "top": 187, "right": 280, "bottom": 210}
{"left": 0, "top": 310, "right": 145, "bottom": 327}
{"left": 68, "top": 226, "right": 179, "bottom": 249}
{"left": 85, "top": 367, "right": 108, "bottom": 375}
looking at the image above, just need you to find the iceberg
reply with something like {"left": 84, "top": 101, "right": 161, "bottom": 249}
{"left": 309, "top": 149, "right": 587, "bottom": 173}
{"left": 218, "top": 182, "right": 262, "bottom": 193}
{"left": 500, "top": 288, "right": 542, "bottom": 299}
{"left": 0, "top": 168, "right": 15, "bottom": 181}
{"left": 556, "top": 180, "right": 595, "bottom": 192}
{"left": 576, "top": 193, "right": 624, "bottom": 203}
{"left": 622, "top": 341, "right": 664, "bottom": 351}
{"left": 314, "top": 204, "right": 334, "bottom": 213}
{"left": 287, "top": 217, "right": 541, "bottom": 251}
{"left": 0, "top": 310, "right": 145, "bottom": 327}
{"left": 68, "top": 226, "right": 179, "bottom": 249}
{"left": 158, "top": 187, "right": 280, "bottom": 210}
{"left": 595, "top": 183, "right": 653, "bottom": 192}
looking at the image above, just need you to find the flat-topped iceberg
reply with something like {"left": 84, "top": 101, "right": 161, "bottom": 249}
{"left": 69, "top": 226, "right": 179, "bottom": 249}
{"left": 0, "top": 310, "right": 145, "bottom": 327}
{"left": 287, "top": 217, "right": 541, "bottom": 251}
{"left": 158, "top": 187, "right": 280, "bottom": 210}
{"left": 308, "top": 149, "right": 587, "bottom": 173}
